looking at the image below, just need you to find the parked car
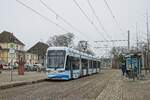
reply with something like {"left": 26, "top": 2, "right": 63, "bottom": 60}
{"left": 3, "top": 64, "right": 11, "bottom": 70}
{"left": 12, "top": 65, "right": 18, "bottom": 69}
{"left": 25, "top": 64, "right": 36, "bottom": 71}
{"left": 33, "top": 64, "right": 45, "bottom": 72}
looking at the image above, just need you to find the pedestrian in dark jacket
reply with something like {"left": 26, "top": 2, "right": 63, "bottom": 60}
{"left": 121, "top": 62, "right": 126, "bottom": 76}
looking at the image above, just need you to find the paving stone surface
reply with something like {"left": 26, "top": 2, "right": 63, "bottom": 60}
{"left": 0, "top": 70, "right": 46, "bottom": 86}
{"left": 1, "top": 69, "right": 150, "bottom": 100}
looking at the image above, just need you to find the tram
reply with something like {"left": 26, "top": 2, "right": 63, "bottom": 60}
{"left": 46, "top": 47, "right": 101, "bottom": 80}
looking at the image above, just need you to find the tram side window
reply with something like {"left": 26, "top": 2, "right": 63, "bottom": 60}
{"left": 98, "top": 62, "right": 101, "bottom": 68}
{"left": 95, "top": 61, "right": 98, "bottom": 68}
{"left": 66, "top": 56, "right": 80, "bottom": 70}
{"left": 89, "top": 60, "right": 93, "bottom": 68}
{"left": 72, "top": 57, "right": 80, "bottom": 70}
{"left": 82, "top": 59, "right": 88, "bottom": 69}
{"left": 97, "top": 61, "right": 99, "bottom": 68}
{"left": 93, "top": 61, "right": 97, "bottom": 68}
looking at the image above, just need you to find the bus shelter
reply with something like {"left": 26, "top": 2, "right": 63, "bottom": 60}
{"left": 125, "top": 53, "right": 142, "bottom": 80}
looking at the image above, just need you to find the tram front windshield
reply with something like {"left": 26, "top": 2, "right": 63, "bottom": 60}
{"left": 47, "top": 50, "right": 66, "bottom": 69}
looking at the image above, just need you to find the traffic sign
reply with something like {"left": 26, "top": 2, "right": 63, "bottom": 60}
{"left": 9, "top": 48, "right": 15, "bottom": 54}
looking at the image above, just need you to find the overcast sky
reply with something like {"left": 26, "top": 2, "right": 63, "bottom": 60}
{"left": 0, "top": 0, "right": 150, "bottom": 56}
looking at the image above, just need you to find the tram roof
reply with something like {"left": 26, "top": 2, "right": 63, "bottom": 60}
{"left": 47, "top": 46, "right": 69, "bottom": 51}
{"left": 47, "top": 47, "right": 100, "bottom": 60}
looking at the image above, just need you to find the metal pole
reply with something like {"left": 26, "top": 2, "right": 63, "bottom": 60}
{"left": 9, "top": 48, "right": 15, "bottom": 81}
{"left": 136, "top": 23, "right": 139, "bottom": 51}
{"left": 128, "top": 30, "right": 130, "bottom": 52}
{"left": 10, "top": 54, "right": 13, "bottom": 81}
{"left": 147, "top": 11, "right": 150, "bottom": 72}
{"left": 147, "top": 11, "right": 149, "bottom": 51}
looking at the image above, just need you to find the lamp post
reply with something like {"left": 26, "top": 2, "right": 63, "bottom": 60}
{"left": 0, "top": 46, "right": 2, "bottom": 73}
{"left": 0, "top": 46, "right": 2, "bottom": 61}
{"left": 9, "top": 48, "right": 15, "bottom": 81}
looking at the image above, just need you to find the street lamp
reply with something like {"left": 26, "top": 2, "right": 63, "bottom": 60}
{"left": 0, "top": 46, "right": 2, "bottom": 73}
{"left": 0, "top": 46, "right": 2, "bottom": 69}
{"left": 0, "top": 46, "right": 2, "bottom": 60}
{"left": 9, "top": 48, "right": 15, "bottom": 81}
{"left": 9, "top": 35, "right": 15, "bottom": 81}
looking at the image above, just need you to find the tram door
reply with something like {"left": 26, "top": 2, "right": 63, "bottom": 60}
{"left": 93, "top": 61, "right": 96, "bottom": 73}
{"left": 66, "top": 56, "right": 80, "bottom": 79}
{"left": 96, "top": 61, "right": 98, "bottom": 72}
{"left": 89, "top": 60, "right": 93, "bottom": 74}
{"left": 87, "top": 60, "right": 89, "bottom": 75}
{"left": 66, "top": 56, "right": 73, "bottom": 79}
{"left": 81, "top": 59, "right": 88, "bottom": 76}
{"left": 70, "top": 59, "right": 73, "bottom": 79}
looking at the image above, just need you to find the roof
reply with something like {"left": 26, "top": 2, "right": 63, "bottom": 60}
{"left": 27, "top": 42, "right": 49, "bottom": 56}
{"left": 0, "top": 31, "right": 25, "bottom": 46}
{"left": 124, "top": 52, "right": 142, "bottom": 58}
{"left": 47, "top": 47, "right": 100, "bottom": 60}
{"left": 47, "top": 47, "right": 69, "bottom": 51}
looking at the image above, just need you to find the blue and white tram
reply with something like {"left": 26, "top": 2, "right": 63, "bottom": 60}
{"left": 46, "top": 47, "right": 101, "bottom": 80}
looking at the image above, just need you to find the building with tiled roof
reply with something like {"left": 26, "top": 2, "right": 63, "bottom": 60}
{"left": 26, "top": 42, "right": 49, "bottom": 65}
{"left": 0, "top": 31, "right": 25, "bottom": 46}
{"left": 0, "top": 31, "right": 25, "bottom": 65}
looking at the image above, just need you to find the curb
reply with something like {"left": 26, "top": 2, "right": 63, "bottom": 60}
{"left": 0, "top": 79, "right": 46, "bottom": 90}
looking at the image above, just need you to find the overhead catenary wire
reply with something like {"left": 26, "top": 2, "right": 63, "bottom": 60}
{"left": 87, "top": 0, "right": 111, "bottom": 40}
{"left": 73, "top": 0, "right": 108, "bottom": 41}
{"left": 40, "top": 0, "right": 90, "bottom": 40}
{"left": 103, "top": 0, "right": 125, "bottom": 36}
{"left": 16, "top": 0, "right": 69, "bottom": 33}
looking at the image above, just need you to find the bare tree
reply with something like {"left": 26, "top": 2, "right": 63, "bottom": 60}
{"left": 47, "top": 33, "right": 74, "bottom": 47}
{"left": 110, "top": 46, "right": 128, "bottom": 69}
